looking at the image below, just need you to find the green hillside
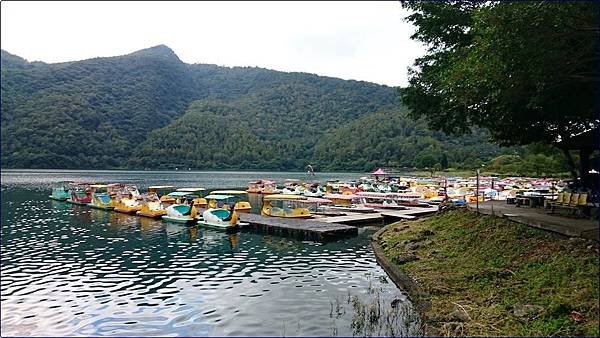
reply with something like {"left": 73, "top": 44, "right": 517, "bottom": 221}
{"left": 313, "top": 107, "right": 509, "bottom": 172}
{"left": 1, "top": 45, "right": 522, "bottom": 171}
{"left": 2, "top": 45, "right": 399, "bottom": 169}
{"left": 1, "top": 46, "right": 196, "bottom": 168}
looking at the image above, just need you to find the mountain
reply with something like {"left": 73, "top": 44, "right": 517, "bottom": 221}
{"left": 1, "top": 45, "right": 196, "bottom": 168}
{"left": 2, "top": 45, "right": 508, "bottom": 171}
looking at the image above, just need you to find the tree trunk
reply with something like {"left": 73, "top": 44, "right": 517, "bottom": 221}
{"left": 579, "top": 149, "right": 591, "bottom": 188}
{"left": 561, "top": 148, "right": 579, "bottom": 181}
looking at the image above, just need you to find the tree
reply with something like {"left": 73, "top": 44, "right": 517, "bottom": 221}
{"left": 432, "top": 163, "right": 443, "bottom": 177}
{"left": 401, "top": 1, "right": 599, "bottom": 185}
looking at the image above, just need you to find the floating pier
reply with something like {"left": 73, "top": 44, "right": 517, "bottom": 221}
{"left": 195, "top": 205, "right": 437, "bottom": 241}
{"left": 311, "top": 206, "right": 438, "bottom": 226}
{"left": 237, "top": 212, "right": 358, "bottom": 242}
{"left": 315, "top": 212, "right": 385, "bottom": 225}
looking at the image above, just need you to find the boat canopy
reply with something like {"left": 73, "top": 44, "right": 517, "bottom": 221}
{"left": 324, "top": 193, "right": 356, "bottom": 200}
{"left": 90, "top": 184, "right": 108, "bottom": 188}
{"left": 264, "top": 194, "right": 308, "bottom": 201}
{"left": 210, "top": 190, "right": 247, "bottom": 195}
{"left": 249, "top": 179, "right": 276, "bottom": 185}
{"left": 177, "top": 187, "right": 206, "bottom": 192}
{"left": 357, "top": 192, "right": 402, "bottom": 198}
{"left": 205, "top": 194, "right": 236, "bottom": 200}
{"left": 149, "top": 185, "right": 175, "bottom": 189}
{"left": 168, "top": 191, "right": 195, "bottom": 197}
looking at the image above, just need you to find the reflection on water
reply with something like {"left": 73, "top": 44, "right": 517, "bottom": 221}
{"left": 1, "top": 172, "right": 421, "bottom": 337}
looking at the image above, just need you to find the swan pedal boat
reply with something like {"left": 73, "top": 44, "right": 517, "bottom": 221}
{"left": 196, "top": 208, "right": 248, "bottom": 229}
{"left": 177, "top": 187, "right": 208, "bottom": 208}
{"left": 208, "top": 191, "right": 252, "bottom": 212}
{"left": 137, "top": 193, "right": 168, "bottom": 219}
{"left": 321, "top": 193, "right": 376, "bottom": 213}
{"left": 246, "top": 180, "right": 280, "bottom": 194}
{"left": 261, "top": 194, "right": 312, "bottom": 218}
{"left": 66, "top": 182, "right": 93, "bottom": 205}
{"left": 113, "top": 185, "right": 143, "bottom": 214}
{"left": 87, "top": 184, "right": 117, "bottom": 210}
{"left": 162, "top": 191, "right": 198, "bottom": 223}
{"left": 49, "top": 181, "right": 72, "bottom": 201}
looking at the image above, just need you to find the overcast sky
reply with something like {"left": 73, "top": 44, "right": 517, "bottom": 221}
{"left": 1, "top": 1, "right": 426, "bottom": 87}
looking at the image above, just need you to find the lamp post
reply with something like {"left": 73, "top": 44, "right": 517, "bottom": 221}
{"left": 444, "top": 178, "right": 448, "bottom": 202}
{"left": 491, "top": 176, "right": 494, "bottom": 216}
{"left": 476, "top": 168, "right": 480, "bottom": 214}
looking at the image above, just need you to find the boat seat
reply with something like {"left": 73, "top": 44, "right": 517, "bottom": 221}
{"left": 210, "top": 209, "right": 230, "bottom": 220}
{"left": 96, "top": 193, "right": 111, "bottom": 204}
{"left": 148, "top": 201, "right": 162, "bottom": 211}
{"left": 174, "top": 205, "right": 192, "bottom": 215}
{"left": 123, "top": 198, "right": 137, "bottom": 207}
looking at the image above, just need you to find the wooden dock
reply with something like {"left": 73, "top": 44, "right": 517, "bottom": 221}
{"left": 235, "top": 212, "right": 358, "bottom": 242}
{"left": 314, "top": 213, "right": 385, "bottom": 225}
{"left": 380, "top": 206, "right": 438, "bottom": 219}
{"left": 194, "top": 205, "right": 437, "bottom": 241}
{"left": 311, "top": 206, "right": 439, "bottom": 226}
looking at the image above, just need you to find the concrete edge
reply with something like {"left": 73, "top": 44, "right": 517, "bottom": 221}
{"left": 466, "top": 204, "right": 599, "bottom": 242}
{"left": 370, "top": 222, "right": 431, "bottom": 335}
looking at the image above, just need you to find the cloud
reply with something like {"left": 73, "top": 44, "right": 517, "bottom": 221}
{"left": 0, "top": 1, "right": 426, "bottom": 86}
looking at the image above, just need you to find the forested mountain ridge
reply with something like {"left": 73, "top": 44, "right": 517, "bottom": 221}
{"left": 1, "top": 46, "right": 197, "bottom": 168}
{"left": 313, "top": 107, "right": 506, "bottom": 172}
{"left": 2, "top": 45, "right": 512, "bottom": 171}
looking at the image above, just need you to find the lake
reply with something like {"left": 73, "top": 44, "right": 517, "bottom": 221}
{"left": 1, "top": 170, "right": 421, "bottom": 336}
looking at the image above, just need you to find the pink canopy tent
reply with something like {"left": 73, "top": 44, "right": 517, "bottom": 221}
{"left": 371, "top": 168, "right": 387, "bottom": 176}
{"left": 371, "top": 168, "right": 388, "bottom": 181}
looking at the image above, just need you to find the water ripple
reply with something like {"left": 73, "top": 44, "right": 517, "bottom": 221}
{"left": 2, "top": 183, "right": 421, "bottom": 336}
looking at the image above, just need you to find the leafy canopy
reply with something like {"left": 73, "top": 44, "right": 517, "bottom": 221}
{"left": 401, "top": 1, "right": 599, "bottom": 147}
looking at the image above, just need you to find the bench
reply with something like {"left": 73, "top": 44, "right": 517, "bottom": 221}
{"left": 548, "top": 192, "right": 588, "bottom": 217}
{"left": 546, "top": 192, "right": 565, "bottom": 209}
{"left": 515, "top": 196, "right": 531, "bottom": 207}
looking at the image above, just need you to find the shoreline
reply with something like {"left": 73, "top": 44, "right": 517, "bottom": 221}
{"left": 372, "top": 208, "right": 599, "bottom": 336}
{"left": 370, "top": 224, "right": 432, "bottom": 335}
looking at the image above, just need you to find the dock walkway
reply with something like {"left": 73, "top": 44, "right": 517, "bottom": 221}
{"left": 312, "top": 206, "right": 438, "bottom": 225}
{"left": 196, "top": 205, "right": 437, "bottom": 241}
{"left": 316, "top": 213, "right": 385, "bottom": 224}
{"left": 235, "top": 212, "right": 357, "bottom": 242}
{"left": 468, "top": 201, "right": 598, "bottom": 241}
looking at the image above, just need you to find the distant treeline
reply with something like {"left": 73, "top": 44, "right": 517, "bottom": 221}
{"left": 1, "top": 45, "right": 569, "bottom": 175}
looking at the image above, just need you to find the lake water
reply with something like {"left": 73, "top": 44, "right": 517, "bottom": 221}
{"left": 1, "top": 170, "right": 421, "bottom": 336}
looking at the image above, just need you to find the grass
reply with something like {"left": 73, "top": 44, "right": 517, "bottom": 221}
{"left": 378, "top": 208, "right": 598, "bottom": 336}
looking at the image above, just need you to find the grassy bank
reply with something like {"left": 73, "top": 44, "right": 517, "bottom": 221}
{"left": 377, "top": 208, "right": 598, "bottom": 336}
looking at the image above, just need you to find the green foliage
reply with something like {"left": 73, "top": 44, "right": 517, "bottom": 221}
{"left": 485, "top": 144, "right": 571, "bottom": 177}
{"left": 313, "top": 106, "right": 511, "bottom": 171}
{"left": 1, "top": 45, "right": 396, "bottom": 169}
{"left": 0, "top": 44, "right": 570, "bottom": 173}
{"left": 401, "top": 1, "right": 599, "bottom": 147}
{"left": 1, "top": 46, "right": 196, "bottom": 168}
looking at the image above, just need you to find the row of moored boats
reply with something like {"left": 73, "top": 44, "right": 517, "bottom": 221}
{"left": 50, "top": 183, "right": 250, "bottom": 230}
{"left": 48, "top": 178, "right": 443, "bottom": 229}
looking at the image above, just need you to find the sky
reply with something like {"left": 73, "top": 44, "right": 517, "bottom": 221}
{"left": 0, "top": 1, "right": 426, "bottom": 87}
